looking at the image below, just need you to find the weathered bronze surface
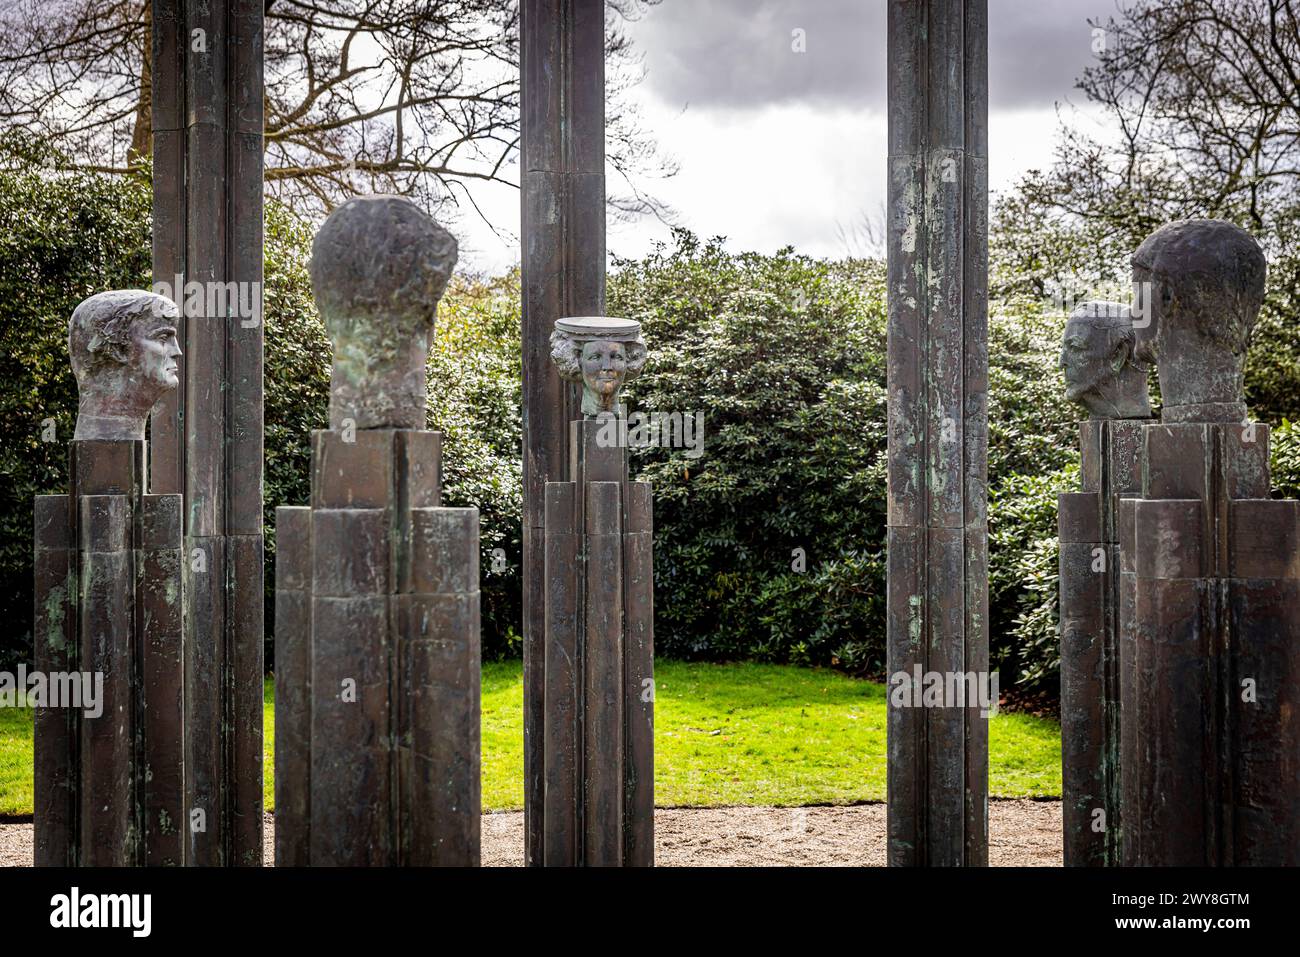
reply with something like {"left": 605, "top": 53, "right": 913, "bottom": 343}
{"left": 1057, "top": 301, "right": 1151, "bottom": 866}
{"left": 1096, "top": 221, "right": 1300, "bottom": 866}
{"left": 275, "top": 197, "right": 480, "bottom": 867}
{"left": 151, "top": 0, "right": 266, "bottom": 867}
{"left": 1131, "top": 218, "right": 1267, "bottom": 424}
{"left": 35, "top": 332, "right": 186, "bottom": 865}
{"left": 540, "top": 319, "right": 655, "bottom": 866}
{"left": 309, "top": 194, "right": 458, "bottom": 431}
{"left": 520, "top": 0, "right": 607, "bottom": 866}
{"left": 885, "top": 0, "right": 990, "bottom": 867}
{"left": 68, "top": 291, "right": 182, "bottom": 441}
{"left": 549, "top": 317, "right": 648, "bottom": 417}
{"left": 1059, "top": 301, "right": 1152, "bottom": 420}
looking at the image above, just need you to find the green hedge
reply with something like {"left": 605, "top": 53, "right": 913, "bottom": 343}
{"left": 4, "top": 157, "right": 1299, "bottom": 689}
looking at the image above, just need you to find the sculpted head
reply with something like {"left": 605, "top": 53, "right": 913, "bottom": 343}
{"left": 550, "top": 317, "right": 648, "bottom": 417}
{"left": 309, "top": 194, "right": 458, "bottom": 430}
{"left": 1058, "top": 301, "right": 1152, "bottom": 420}
{"left": 69, "top": 290, "right": 181, "bottom": 440}
{"left": 1131, "top": 219, "right": 1266, "bottom": 422}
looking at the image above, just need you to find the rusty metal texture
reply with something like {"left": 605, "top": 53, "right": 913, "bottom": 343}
{"left": 520, "top": 0, "right": 606, "bottom": 865}
{"left": 885, "top": 0, "right": 990, "bottom": 867}
{"left": 540, "top": 417, "right": 654, "bottom": 867}
{"left": 275, "top": 430, "right": 480, "bottom": 866}
{"left": 151, "top": 0, "right": 266, "bottom": 866}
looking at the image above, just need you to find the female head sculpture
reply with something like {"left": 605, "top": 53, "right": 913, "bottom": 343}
{"left": 549, "top": 316, "right": 649, "bottom": 417}
{"left": 309, "top": 194, "right": 458, "bottom": 430}
{"left": 68, "top": 290, "right": 182, "bottom": 441}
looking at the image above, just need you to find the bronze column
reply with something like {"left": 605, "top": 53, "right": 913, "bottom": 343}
{"left": 520, "top": 0, "right": 606, "bottom": 866}
{"left": 885, "top": 0, "right": 990, "bottom": 867}
{"left": 151, "top": 0, "right": 265, "bottom": 866}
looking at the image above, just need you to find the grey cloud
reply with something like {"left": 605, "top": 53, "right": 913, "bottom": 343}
{"left": 627, "top": 0, "right": 1129, "bottom": 112}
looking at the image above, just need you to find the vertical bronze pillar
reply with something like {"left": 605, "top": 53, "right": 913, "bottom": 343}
{"left": 34, "top": 441, "right": 186, "bottom": 866}
{"left": 520, "top": 0, "right": 607, "bottom": 866}
{"left": 273, "top": 195, "right": 479, "bottom": 867}
{"left": 275, "top": 433, "right": 481, "bottom": 867}
{"left": 542, "top": 417, "right": 654, "bottom": 866}
{"left": 885, "top": 0, "right": 990, "bottom": 866}
{"left": 1122, "top": 422, "right": 1300, "bottom": 865}
{"left": 1058, "top": 420, "right": 1144, "bottom": 864}
{"left": 151, "top": 0, "right": 265, "bottom": 866}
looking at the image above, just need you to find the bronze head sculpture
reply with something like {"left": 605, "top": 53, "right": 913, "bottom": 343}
{"left": 309, "top": 194, "right": 458, "bottom": 430}
{"left": 549, "top": 317, "right": 649, "bottom": 417}
{"left": 1059, "top": 300, "right": 1152, "bottom": 420}
{"left": 69, "top": 290, "right": 182, "bottom": 441}
{"left": 1131, "top": 219, "right": 1267, "bottom": 423}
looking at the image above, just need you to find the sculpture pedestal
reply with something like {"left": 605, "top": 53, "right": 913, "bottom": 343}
{"left": 1058, "top": 418, "right": 1145, "bottom": 865}
{"left": 1121, "top": 422, "right": 1300, "bottom": 865}
{"left": 34, "top": 439, "right": 185, "bottom": 866}
{"left": 274, "top": 429, "right": 481, "bottom": 866}
{"left": 541, "top": 417, "right": 654, "bottom": 866}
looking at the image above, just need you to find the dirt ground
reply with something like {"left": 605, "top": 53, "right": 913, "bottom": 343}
{"left": 1, "top": 800, "right": 1061, "bottom": 866}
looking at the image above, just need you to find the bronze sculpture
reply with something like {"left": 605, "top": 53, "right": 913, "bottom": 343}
{"left": 68, "top": 291, "right": 181, "bottom": 441}
{"left": 549, "top": 317, "right": 648, "bottom": 417}
{"left": 1059, "top": 301, "right": 1152, "bottom": 421}
{"left": 35, "top": 291, "right": 186, "bottom": 866}
{"left": 275, "top": 194, "right": 480, "bottom": 866}
{"left": 539, "top": 316, "right": 655, "bottom": 867}
{"left": 1057, "top": 301, "right": 1152, "bottom": 865}
{"left": 309, "top": 194, "right": 459, "bottom": 431}
{"left": 1131, "top": 218, "right": 1266, "bottom": 424}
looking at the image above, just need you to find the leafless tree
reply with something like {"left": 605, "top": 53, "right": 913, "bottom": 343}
{"left": 1022, "top": 0, "right": 1299, "bottom": 245}
{"left": 0, "top": 0, "right": 676, "bottom": 220}
{"left": 992, "top": 0, "right": 1300, "bottom": 298}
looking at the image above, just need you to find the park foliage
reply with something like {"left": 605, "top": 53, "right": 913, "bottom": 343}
{"left": 2, "top": 134, "right": 1298, "bottom": 690}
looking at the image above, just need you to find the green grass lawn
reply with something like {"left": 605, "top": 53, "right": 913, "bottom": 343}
{"left": 2, "top": 660, "right": 1061, "bottom": 818}
{"left": 0, "top": 702, "right": 33, "bottom": 818}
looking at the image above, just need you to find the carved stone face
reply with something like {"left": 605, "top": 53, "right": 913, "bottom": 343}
{"left": 130, "top": 316, "right": 182, "bottom": 390}
{"left": 1058, "top": 303, "right": 1151, "bottom": 420}
{"left": 549, "top": 320, "right": 648, "bottom": 418}
{"left": 69, "top": 290, "right": 183, "bottom": 441}
{"left": 580, "top": 340, "right": 629, "bottom": 409}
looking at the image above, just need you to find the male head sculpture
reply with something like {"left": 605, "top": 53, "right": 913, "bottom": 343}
{"left": 69, "top": 290, "right": 182, "bottom": 441}
{"left": 1058, "top": 300, "right": 1152, "bottom": 420}
{"left": 1131, "top": 218, "right": 1267, "bottom": 423}
{"left": 550, "top": 317, "right": 649, "bottom": 417}
{"left": 309, "top": 194, "right": 458, "bottom": 430}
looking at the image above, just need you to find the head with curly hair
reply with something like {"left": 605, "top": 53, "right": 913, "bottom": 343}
{"left": 68, "top": 289, "right": 182, "bottom": 440}
{"left": 550, "top": 317, "right": 648, "bottom": 417}
{"left": 1131, "top": 219, "right": 1266, "bottom": 422}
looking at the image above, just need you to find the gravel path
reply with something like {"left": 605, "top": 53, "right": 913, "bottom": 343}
{"left": 1, "top": 800, "right": 1061, "bottom": 866}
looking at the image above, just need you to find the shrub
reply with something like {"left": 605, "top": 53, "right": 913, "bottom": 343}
{"left": 0, "top": 142, "right": 152, "bottom": 671}
{"left": 609, "top": 232, "right": 890, "bottom": 670}
{"left": 0, "top": 151, "right": 524, "bottom": 667}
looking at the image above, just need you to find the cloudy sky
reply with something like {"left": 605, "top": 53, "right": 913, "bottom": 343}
{"left": 456, "top": 0, "right": 1128, "bottom": 273}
